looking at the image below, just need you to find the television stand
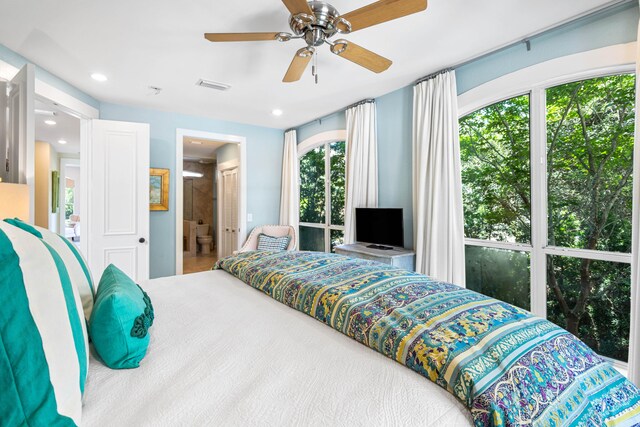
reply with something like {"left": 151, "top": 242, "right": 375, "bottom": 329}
{"left": 366, "top": 244, "right": 393, "bottom": 250}
{"left": 334, "top": 243, "right": 415, "bottom": 271}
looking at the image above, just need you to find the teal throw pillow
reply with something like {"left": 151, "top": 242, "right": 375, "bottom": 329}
{"left": 89, "top": 264, "right": 154, "bottom": 369}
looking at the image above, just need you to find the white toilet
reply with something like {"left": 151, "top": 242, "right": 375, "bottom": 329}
{"left": 196, "top": 224, "right": 213, "bottom": 255}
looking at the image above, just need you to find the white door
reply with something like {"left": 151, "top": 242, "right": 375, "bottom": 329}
{"left": 3, "top": 64, "right": 35, "bottom": 220}
{"left": 220, "top": 167, "right": 238, "bottom": 257}
{"left": 87, "top": 119, "right": 150, "bottom": 282}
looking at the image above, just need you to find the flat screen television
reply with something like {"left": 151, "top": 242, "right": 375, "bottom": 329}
{"left": 355, "top": 208, "right": 404, "bottom": 249}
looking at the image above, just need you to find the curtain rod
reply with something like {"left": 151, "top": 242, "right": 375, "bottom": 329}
{"left": 296, "top": 98, "right": 375, "bottom": 130}
{"left": 297, "top": 0, "right": 634, "bottom": 128}
{"left": 415, "top": 68, "right": 453, "bottom": 85}
{"left": 345, "top": 98, "right": 375, "bottom": 110}
{"left": 413, "top": 0, "right": 634, "bottom": 86}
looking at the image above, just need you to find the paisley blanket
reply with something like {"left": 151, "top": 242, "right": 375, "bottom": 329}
{"left": 215, "top": 251, "right": 640, "bottom": 426}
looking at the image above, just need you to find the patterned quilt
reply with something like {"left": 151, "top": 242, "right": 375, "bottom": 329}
{"left": 215, "top": 251, "right": 640, "bottom": 426}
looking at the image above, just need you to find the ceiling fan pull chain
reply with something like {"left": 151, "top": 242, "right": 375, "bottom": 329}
{"left": 313, "top": 50, "right": 318, "bottom": 84}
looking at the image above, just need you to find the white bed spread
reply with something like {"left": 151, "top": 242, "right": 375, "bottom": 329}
{"left": 82, "top": 270, "right": 472, "bottom": 426}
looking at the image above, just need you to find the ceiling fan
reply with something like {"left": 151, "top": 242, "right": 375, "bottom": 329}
{"left": 204, "top": 0, "right": 428, "bottom": 83}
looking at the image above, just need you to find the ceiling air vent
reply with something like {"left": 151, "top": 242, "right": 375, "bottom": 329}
{"left": 196, "top": 79, "right": 231, "bottom": 91}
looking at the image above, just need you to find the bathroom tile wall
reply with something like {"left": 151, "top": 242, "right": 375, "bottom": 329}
{"left": 183, "top": 160, "right": 215, "bottom": 233}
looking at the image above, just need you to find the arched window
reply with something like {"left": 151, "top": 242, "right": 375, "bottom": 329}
{"left": 459, "top": 68, "right": 636, "bottom": 365}
{"left": 298, "top": 130, "right": 346, "bottom": 252}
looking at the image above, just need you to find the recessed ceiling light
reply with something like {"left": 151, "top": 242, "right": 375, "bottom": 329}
{"left": 44, "top": 120, "right": 57, "bottom": 126}
{"left": 191, "top": 141, "right": 203, "bottom": 145}
{"left": 91, "top": 73, "right": 108, "bottom": 82}
{"left": 58, "top": 139, "right": 67, "bottom": 145}
{"left": 272, "top": 109, "right": 283, "bottom": 116}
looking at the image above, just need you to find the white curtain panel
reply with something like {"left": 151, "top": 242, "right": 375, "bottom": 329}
{"left": 628, "top": 9, "right": 640, "bottom": 387}
{"left": 412, "top": 70, "right": 465, "bottom": 285}
{"left": 279, "top": 130, "right": 300, "bottom": 230}
{"left": 344, "top": 101, "right": 378, "bottom": 244}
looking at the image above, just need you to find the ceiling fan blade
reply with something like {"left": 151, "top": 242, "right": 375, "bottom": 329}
{"left": 283, "top": 48, "right": 314, "bottom": 82}
{"left": 281, "top": 0, "right": 313, "bottom": 16}
{"left": 341, "top": 0, "right": 427, "bottom": 32}
{"left": 332, "top": 41, "right": 392, "bottom": 73}
{"left": 204, "top": 32, "right": 280, "bottom": 42}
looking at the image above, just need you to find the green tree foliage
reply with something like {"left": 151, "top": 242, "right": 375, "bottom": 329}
{"left": 460, "top": 95, "right": 532, "bottom": 309}
{"left": 460, "top": 94, "right": 531, "bottom": 243}
{"left": 65, "top": 187, "right": 75, "bottom": 220}
{"left": 299, "top": 141, "right": 346, "bottom": 252}
{"left": 330, "top": 141, "right": 345, "bottom": 226}
{"left": 546, "top": 75, "right": 635, "bottom": 361}
{"left": 459, "top": 74, "right": 635, "bottom": 361}
{"left": 300, "top": 146, "right": 326, "bottom": 224}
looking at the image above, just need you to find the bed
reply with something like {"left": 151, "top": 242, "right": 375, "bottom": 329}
{"left": 82, "top": 268, "right": 473, "bottom": 426}
{"left": 82, "top": 250, "right": 640, "bottom": 427}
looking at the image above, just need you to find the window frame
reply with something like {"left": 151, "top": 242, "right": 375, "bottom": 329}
{"left": 457, "top": 44, "right": 636, "bottom": 370}
{"left": 298, "top": 130, "right": 347, "bottom": 253}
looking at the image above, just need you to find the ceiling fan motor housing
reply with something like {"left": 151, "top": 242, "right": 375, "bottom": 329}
{"left": 289, "top": 1, "right": 341, "bottom": 45}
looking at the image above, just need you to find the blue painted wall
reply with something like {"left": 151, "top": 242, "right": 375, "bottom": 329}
{"left": 1, "top": 42, "right": 285, "bottom": 279}
{"left": 456, "top": 2, "right": 639, "bottom": 94}
{"left": 297, "top": 113, "right": 346, "bottom": 142}
{"left": 376, "top": 86, "right": 414, "bottom": 248}
{"left": 0, "top": 43, "right": 100, "bottom": 109}
{"left": 100, "top": 102, "right": 284, "bottom": 278}
{"left": 294, "top": 3, "right": 638, "bottom": 250}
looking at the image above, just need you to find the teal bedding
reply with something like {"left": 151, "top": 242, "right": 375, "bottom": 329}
{"left": 215, "top": 251, "right": 640, "bottom": 426}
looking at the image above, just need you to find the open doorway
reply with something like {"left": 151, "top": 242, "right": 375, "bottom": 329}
{"left": 176, "top": 129, "right": 246, "bottom": 275}
{"left": 33, "top": 98, "right": 81, "bottom": 247}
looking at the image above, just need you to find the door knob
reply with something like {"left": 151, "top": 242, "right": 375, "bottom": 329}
{"left": 139, "top": 238, "right": 146, "bottom": 243}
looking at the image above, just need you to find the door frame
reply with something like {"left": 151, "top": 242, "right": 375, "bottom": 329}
{"left": 175, "top": 129, "right": 247, "bottom": 275}
{"left": 216, "top": 159, "right": 240, "bottom": 257}
{"left": 0, "top": 58, "right": 99, "bottom": 259}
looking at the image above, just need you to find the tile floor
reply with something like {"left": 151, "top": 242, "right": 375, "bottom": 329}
{"left": 183, "top": 252, "right": 218, "bottom": 274}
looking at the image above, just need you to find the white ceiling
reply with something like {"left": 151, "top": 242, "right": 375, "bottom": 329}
{"left": 183, "top": 137, "right": 228, "bottom": 160}
{"left": 35, "top": 99, "right": 80, "bottom": 154}
{"left": 0, "top": 0, "right": 616, "bottom": 129}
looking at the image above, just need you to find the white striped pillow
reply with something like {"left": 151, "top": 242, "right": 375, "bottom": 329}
{"left": 5, "top": 218, "right": 95, "bottom": 319}
{"left": 0, "top": 221, "right": 88, "bottom": 426}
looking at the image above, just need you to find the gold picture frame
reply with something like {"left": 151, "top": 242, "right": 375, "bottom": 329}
{"left": 149, "top": 168, "right": 170, "bottom": 211}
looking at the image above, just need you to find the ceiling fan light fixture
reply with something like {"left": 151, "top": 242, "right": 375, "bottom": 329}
{"left": 196, "top": 79, "right": 231, "bottom": 91}
{"left": 203, "top": 0, "right": 427, "bottom": 83}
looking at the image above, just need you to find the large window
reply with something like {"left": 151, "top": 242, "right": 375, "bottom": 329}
{"left": 460, "top": 73, "right": 636, "bottom": 363}
{"left": 460, "top": 94, "right": 532, "bottom": 309}
{"left": 299, "top": 140, "right": 346, "bottom": 252}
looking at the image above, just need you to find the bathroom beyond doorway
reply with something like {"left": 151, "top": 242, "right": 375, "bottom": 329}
{"left": 180, "top": 135, "right": 242, "bottom": 274}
